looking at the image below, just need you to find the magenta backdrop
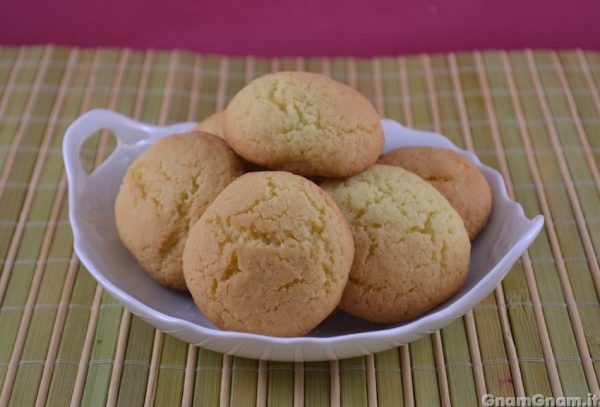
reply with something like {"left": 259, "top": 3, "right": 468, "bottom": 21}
{"left": 0, "top": 0, "right": 598, "bottom": 56}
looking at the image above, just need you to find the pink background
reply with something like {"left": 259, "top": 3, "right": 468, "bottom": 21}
{"left": 1, "top": 0, "right": 598, "bottom": 56}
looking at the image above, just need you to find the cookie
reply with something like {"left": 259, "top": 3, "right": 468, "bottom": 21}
{"left": 115, "top": 131, "right": 245, "bottom": 290}
{"left": 195, "top": 111, "right": 225, "bottom": 139}
{"left": 196, "top": 111, "right": 269, "bottom": 172}
{"left": 182, "top": 171, "right": 354, "bottom": 337}
{"left": 321, "top": 164, "right": 470, "bottom": 324}
{"left": 224, "top": 72, "right": 384, "bottom": 177}
{"left": 379, "top": 146, "right": 492, "bottom": 240}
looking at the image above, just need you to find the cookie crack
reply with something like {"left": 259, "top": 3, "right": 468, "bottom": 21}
{"left": 297, "top": 187, "right": 337, "bottom": 289}
{"left": 259, "top": 79, "right": 371, "bottom": 142}
{"left": 424, "top": 174, "right": 454, "bottom": 183}
{"left": 276, "top": 278, "right": 303, "bottom": 292}
{"left": 129, "top": 162, "right": 161, "bottom": 209}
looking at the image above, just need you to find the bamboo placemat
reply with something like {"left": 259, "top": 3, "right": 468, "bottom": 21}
{"left": 0, "top": 46, "right": 599, "bottom": 406}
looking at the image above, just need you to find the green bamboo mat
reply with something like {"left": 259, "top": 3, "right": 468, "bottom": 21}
{"left": 0, "top": 46, "right": 599, "bottom": 406}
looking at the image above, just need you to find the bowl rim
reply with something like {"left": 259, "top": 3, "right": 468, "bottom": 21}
{"left": 64, "top": 109, "right": 545, "bottom": 348}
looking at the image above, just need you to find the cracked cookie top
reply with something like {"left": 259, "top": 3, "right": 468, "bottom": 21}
{"left": 182, "top": 171, "right": 354, "bottom": 337}
{"left": 379, "top": 146, "right": 492, "bottom": 240}
{"left": 224, "top": 71, "right": 384, "bottom": 177}
{"left": 321, "top": 164, "right": 471, "bottom": 324}
{"left": 115, "top": 131, "right": 245, "bottom": 290}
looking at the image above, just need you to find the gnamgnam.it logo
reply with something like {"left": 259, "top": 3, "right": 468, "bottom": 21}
{"left": 482, "top": 393, "right": 600, "bottom": 407}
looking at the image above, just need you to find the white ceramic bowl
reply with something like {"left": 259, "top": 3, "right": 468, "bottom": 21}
{"left": 64, "top": 109, "right": 544, "bottom": 362}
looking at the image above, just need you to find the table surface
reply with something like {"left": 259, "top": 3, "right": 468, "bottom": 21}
{"left": 0, "top": 46, "right": 599, "bottom": 406}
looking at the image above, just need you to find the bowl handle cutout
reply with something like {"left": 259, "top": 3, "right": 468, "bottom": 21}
{"left": 62, "top": 109, "right": 158, "bottom": 182}
{"left": 63, "top": 109, "right": 197, "bottom": 186}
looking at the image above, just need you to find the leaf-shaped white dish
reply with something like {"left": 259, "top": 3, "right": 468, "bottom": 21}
{"left": 64, "top": 109, "right": 544, "bottom": 361}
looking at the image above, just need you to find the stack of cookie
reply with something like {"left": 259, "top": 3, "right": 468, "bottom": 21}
{"left": 115, "top": 72, "right": 492, "bottom": 337}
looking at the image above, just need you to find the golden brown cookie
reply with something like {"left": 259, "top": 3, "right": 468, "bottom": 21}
{"left": 321, "top": 164, "right": 471, "bottom": 324}
{"left": 196, "top": 111, "right": 268, "bottom": 172}
{"left": 224, "top": 72, "right": 384, "bottom": 177}
{"left": 379, "top": 146, "right": 492, "bottom": 240}
{"left": 195, "top": 111, "right": 225, "bottom": 139}
{"left": 115, "top": 131, "right": 245, "bottom": 290}
{"left": 182, "top": 171, "right": 355, "bottom": 337}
